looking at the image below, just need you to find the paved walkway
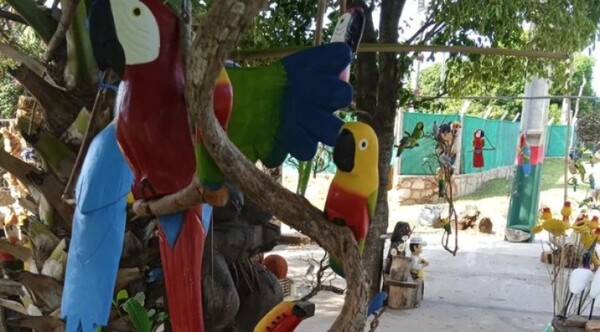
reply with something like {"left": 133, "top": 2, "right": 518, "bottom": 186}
{"left": 274, "top": 233, "right": 554, "bottom": 332}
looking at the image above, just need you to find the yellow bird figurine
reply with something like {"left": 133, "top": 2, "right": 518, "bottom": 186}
{"left": 324, "top": 121, "right": 379, "bottom": 278}
{"left": 589, "top": 216, "right": 600, "bottom": 230}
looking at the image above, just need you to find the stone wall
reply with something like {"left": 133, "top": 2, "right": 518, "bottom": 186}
{"left": 395, "top": 166, "right": 514, "bottom": 204}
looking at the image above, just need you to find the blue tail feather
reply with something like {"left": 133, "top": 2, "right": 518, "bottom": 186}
{"left": 201, "top": 204, "right": 213, "bottom": 233}
{"left": 62, "top": 122, "right": 133, "bottom": 331}
{"left": 367, "top": 291, "right": 388, "bottom": 316}
{"left": 157, "top": 212, "right": 186, "bottom": 248}
{"left": 159, "top": 205, "right": 212, "bottom": 249}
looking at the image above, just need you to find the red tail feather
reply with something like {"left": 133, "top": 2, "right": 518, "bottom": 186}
{"left": 158, "top": 206, "right": 205, "bottom": 332}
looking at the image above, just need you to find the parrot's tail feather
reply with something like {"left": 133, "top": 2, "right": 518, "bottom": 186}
{"left": 367, "top": 291, "right": 388, "bottom": 317}
{"left": 158, "top": 207, "right": 206, "bottom": 332}
{"left": 328, "top": 254, "right": 345, "bottom": 278}
{"left": 65, "top": 316, "right": 97, "bottom": 332}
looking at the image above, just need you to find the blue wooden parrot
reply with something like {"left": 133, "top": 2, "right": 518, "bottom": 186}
{"left": 61, "top": 122, "right": 133, "bottom": 332}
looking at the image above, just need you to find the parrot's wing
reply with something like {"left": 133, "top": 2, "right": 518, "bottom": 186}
{"left": 227, "top": 43, "right": 352, "bottom": 168}
{"left": 368, "top": 189, "right": 378, "bottom": 220}
{"left": 62, "top": 122, "right": 133, "bottom": 331}
{"left": 76, "top": 123, "right": 133, "bottom": 213}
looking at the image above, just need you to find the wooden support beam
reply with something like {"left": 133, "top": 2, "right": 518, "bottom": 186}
{"left": 230, "top": 43, "right": 570, "bottom": 62}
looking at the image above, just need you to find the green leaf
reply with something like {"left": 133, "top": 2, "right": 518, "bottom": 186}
{"left": 16, "top": 118, "right": 76, "bottom": 183}
{"left": 122, "top": 298, "right": 151, "bottom": 332}
{"left": 146, "top": 308, "right": 156, "bottom": 318}
{"left": 61, "top": 0, "right": 98, "bottom": 88}
{"left": 154, "top": 312, "right": 169, "bottom": 324}
{"left": 131, "top": 291, "right": 146, "bottom": 307}
{"left": 115, "top": 289, "right": 129, "bottom": 305}
{"left": 5, "top": 0, "right": 58, "bottom": 44}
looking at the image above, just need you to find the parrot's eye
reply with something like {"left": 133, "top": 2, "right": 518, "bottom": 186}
{"left": 359, "top": 139, "right": 368, "bottom": 150}
{"left": 133, "top": 7, "right": 141, "bottom": 16}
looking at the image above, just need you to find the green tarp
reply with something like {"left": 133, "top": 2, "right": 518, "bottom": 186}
{"left": 460, "top": 116, "right": 521, "bottom": 174}
{"left": 399, "top": 113, "right": 566, "bottom": 175}
{"left": 283, "top": 113, "right": 568, "bottom": 176}
{"left": 398, "top": 113, "right": 459, "bottom": 175}
{"left": 546, "top": 125, "right": 567, "bottom": 157}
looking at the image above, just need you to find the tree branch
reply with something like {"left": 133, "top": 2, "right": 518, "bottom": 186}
{"left": 421, "top": 22, "right": 446, "bottom": 44}
{"left": 132, "top": 178, "right": 228, "bottom": 216}
{"left": 183, "top": 1, "right": 368, "bottom": 330}
{"left": 0, "top": 42, "right": 46, "bottom": 77}
{"left": 404, "top": 17, "right": 434, "bottom": 44}
{"left": 43, "top": 0, "right": 81, "bottom": 61}
{"left": 339, "top": 0, "right": 346, "bottom": 13}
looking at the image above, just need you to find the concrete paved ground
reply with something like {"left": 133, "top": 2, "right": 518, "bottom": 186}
{"left": 273, "top": 232, "right": 555, "bottom": 332}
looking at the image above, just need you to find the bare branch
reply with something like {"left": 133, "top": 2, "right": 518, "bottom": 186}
{"left": 315, "top": 0, "right": 326, "bottom": 45}
{"left": 301, "top": 253, "right": 345, "bottom": 301}
{"left": 424, "top": 23, "right": 446, "bottom": 43}
{"left": 368, "top": 307, "right": 386, "bottom": 332}
{"left": 404, "top": 18, "right": 435, "bottom": 44}
{"left": 43, "top": 0, "right": 81, "bottom": 61}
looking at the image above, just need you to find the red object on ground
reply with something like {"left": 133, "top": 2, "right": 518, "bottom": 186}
{"left": 263, "top": 254, "right": 288, "bottom": 279}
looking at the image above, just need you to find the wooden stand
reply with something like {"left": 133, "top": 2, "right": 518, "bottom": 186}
{"left": 383, "top": 255, "right": 424, "bottom": 309}
{"left": 551, "top": 316, "right": 600, "bottom": 332}
{"left": 385, "top": 278, "right": 424, "bottom": 309}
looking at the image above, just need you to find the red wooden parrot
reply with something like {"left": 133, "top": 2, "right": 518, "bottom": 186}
{"left": 88, "top": 0, "right": 232, "bottom": 331}
{"left": 473, "top": 129, "right": 484, "bottom": 168}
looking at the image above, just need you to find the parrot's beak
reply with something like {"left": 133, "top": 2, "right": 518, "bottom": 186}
{"left": 89, "top": 0, "right": 126, "bottom": 77}
{"left": 334, "top": 128, "right": 355, "bottom": 172}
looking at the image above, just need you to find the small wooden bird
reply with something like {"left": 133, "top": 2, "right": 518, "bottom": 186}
{"left": 396, "top": 122, "right": 424, "bottom": 157}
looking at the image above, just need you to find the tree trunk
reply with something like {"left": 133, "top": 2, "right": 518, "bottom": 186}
{"left": 185, "top": 0, "right": 369, "bottom": 330}
{"left": 358, "top": 0, "right": 406, "bottom": 298}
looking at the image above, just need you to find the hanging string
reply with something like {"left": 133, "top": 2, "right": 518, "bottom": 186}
{"left": 62, "top": 70, "right": 115, "bottom": 201}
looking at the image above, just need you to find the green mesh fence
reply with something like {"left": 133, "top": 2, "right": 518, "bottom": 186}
{"left": 546, "top": 125, "right": 567, "bottom": 157}
{"left": 460, "top": 116, "right": 521, "bottom": 174}
{"left": 283, "top": 113, "right": 567, "bottom": 176}
{"left": 398, "top": 113, "right": 459, "bottom": 175}
{"left": 399, "top": 113, "right": 565, "bottom": 175}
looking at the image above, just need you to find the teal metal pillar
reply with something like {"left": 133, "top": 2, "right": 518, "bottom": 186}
{"left": 506, "top": 77, "right": 550, "bottom": 240}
